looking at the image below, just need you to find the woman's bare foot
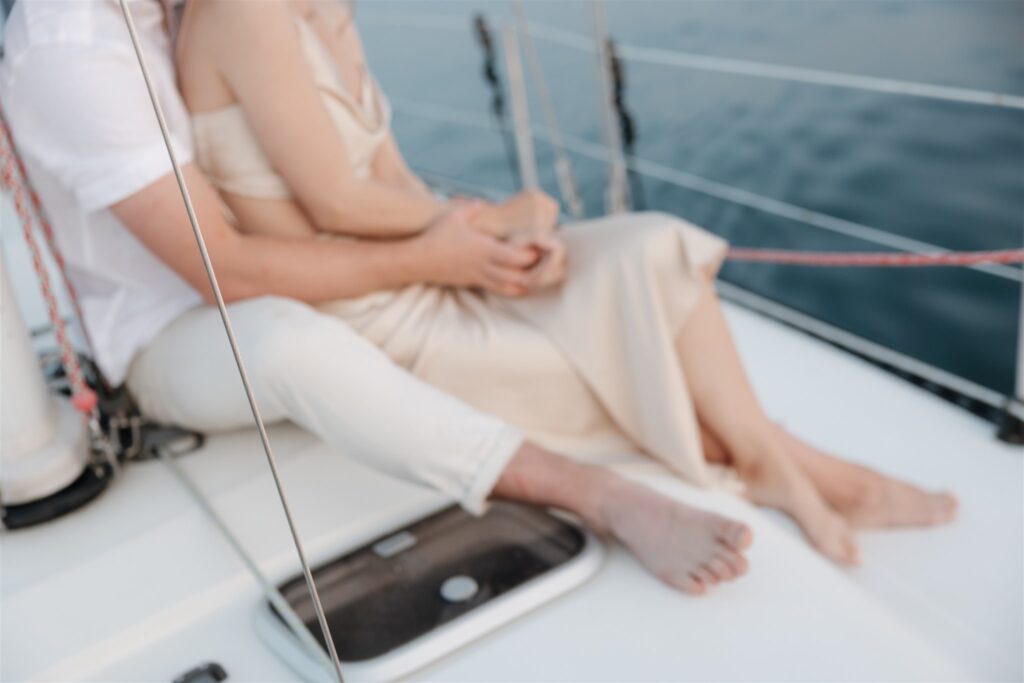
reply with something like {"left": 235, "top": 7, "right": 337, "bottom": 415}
{"left": 599, "top": 478, "right": 753, "bottom": 595}
{"left": 734, "top": 440, "right": 861, "bottom": 566}
{"left": 777, "top": 427, "right": 958, "bottom": 529}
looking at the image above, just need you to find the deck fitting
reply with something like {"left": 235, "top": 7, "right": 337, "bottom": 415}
{"left": 997, "top": 400, "right": 1024, "bottom": 445}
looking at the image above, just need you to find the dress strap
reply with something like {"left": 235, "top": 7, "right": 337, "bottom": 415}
{"left": 291, "top": 16, "right": 388, "bottom": 134}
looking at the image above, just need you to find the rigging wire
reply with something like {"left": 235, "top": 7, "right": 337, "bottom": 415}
{"left": 388, "top": 97, "right": 1021, "bottom": 283}
{"left": 473, "top": 15, "right": 522, "bottom": 190}
{"left": 116, "top": 2, "right": 345, "bottom": 680}
{"left": 495, "top": 17, "right": 1024, "bottom": 111}
{"left": 158, "top": 450, "right": 336, "bottom": 674}
{"left": 512, "top": 0, "right": 583, "bottom": 218}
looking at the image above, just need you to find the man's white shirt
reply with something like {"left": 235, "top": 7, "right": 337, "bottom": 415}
{"left": 1, "top": 0, "right": 202, "bottom": 384}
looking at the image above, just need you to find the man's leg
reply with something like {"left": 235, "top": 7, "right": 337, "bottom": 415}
{"left": 128, "top": 296, "right": 752, "bottom": 594}
{"left": 128, "top": 296, "right": 522, "bottom": 513}
{"left": 494, "top": 443, "right": 751, "bottom": 594}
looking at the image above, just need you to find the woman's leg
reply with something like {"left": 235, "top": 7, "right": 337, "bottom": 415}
{"left": 675, "top": 279, "right": 859, "bottom": 563}
{"left": 677, "top": 276, "right": 956, "bottom": 561}
{"left": 701, "top": 417, "right": 956, "bottom": 528}
{"left": 777, "top": 428, "right": 957, "bottom": 528}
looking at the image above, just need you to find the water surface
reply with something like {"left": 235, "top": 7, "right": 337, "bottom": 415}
{"left": 362, "top": 0, "right": 1024, "bottom": 396}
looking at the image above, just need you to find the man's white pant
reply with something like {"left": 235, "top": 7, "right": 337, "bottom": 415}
{"left": 126, "top": 296, "right": 524, "bottom": 514}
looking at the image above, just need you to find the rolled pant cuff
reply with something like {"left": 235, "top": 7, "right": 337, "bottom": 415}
{"left": 460, "top": 425, "right": 525, "bottom": 516}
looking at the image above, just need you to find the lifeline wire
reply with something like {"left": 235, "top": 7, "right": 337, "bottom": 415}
{"left": 117, "top": 2, "right": 345, "bottom": 680}
{"left": 158, "top": 449, "right": 335, "bottom": 673}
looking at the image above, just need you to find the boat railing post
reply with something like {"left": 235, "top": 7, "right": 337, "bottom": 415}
{"left": 501, "top": 23, "right": 539, "bottom": 190}
{"left": 999, "top": 232, "right": 1024, "bottom": 444}
{"left": 513, "top": 0, "right": 584, "bottom": 217}
{"left": 1017, "top": 253, "right": 1024, "bottom": 404}
{"left": 591, "top": 1, "right": 630, "bottom": 214}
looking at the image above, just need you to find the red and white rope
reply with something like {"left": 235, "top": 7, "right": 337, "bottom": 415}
{"left": 727, "top": 247, "right": 1024, "bottom": 268}
{"left": 0, "top": 111, "right": 98, "bottom": 416}
{"left": 0, "top": 111, "right": 95, "bottom": 355}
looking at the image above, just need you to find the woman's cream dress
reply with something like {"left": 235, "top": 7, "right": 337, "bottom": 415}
{"left": 190, "top": 15, "right": 730, "bottom": 487}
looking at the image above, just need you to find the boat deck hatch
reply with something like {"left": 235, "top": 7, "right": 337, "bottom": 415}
{"left": 260, "top": 502, "right": 603, "bottom": 680}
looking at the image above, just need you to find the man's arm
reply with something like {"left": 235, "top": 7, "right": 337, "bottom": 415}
{"left": 111, "top": 165, "right": 541, "bottom": 303}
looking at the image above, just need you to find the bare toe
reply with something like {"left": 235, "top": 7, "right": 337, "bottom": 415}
{"left": 692, "top": 566, "right": 719, "bottom": 586}
{"left": 716, "top": 520, "right": 754, "bottom": 551}
{"left": 843, "top": 535, "right": 862, "bottom": 566}
{"left": 932, "top": 492, "right": 958, "bottom": 525}
{"left": 676, "top": 575, "right": 706, "bottom": 595}
{"left": 815, "top": 519, "right": 860, "bottom": 566}
{"left": 601, "top": 479, "right": 753, "bottom": 593}
{"left": 708, "top": 555, "right": 736, "bottom": 581}
{"left": 718, "top": 549, "right": 749, "bottom": 577}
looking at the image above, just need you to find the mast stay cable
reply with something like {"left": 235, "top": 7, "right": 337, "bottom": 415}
{"left": 117, "top": 2, "right": 345, "bottom": 680}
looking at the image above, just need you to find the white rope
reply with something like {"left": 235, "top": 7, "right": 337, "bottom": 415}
{"left": 359, "top": 10, "right": 1024, "bottom": 111}
{"left": 390, "top": 98, "right": 1021, "bottom": 283}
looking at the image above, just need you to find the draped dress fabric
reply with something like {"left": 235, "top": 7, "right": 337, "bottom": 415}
{"left": 188, "top": 14, "right": 731, "bottom": 487}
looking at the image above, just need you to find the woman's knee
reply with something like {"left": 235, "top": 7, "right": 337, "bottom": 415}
{"left": 618, "top": 213, "right": 726, "bottom": 278}
{"left": 601, "top": 213, "right": 688, "bottom": 274}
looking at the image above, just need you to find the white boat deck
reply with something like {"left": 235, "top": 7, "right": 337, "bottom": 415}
{"left": 2, "top": 302, "right": 1021, "bottom": 682}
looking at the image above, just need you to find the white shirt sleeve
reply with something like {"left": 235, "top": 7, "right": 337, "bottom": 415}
{"left": 3, "top": 41, "right": 193, "bottom": 212}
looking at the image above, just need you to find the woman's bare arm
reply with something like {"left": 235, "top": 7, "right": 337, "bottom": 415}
{"left": 111, "top": 165, "right": 540, "bottom": 304}
{"left": 372, "top": 133, "right": 434, "bottom": 198}
{"left": 199, "top": 1, "right": 444, "bottom": 238}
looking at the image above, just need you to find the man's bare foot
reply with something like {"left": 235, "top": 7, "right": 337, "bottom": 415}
{"left": 735, "top": 442, "right": 861, "bottom": 566}
{"left": 599, "top": 478, "right": 753, "bottom": 595}
{"left": 778, "top": 426, "right": 958, "bottom": 529}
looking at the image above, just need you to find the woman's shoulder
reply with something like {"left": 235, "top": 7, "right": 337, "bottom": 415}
{"left": 186, "top": 0, "right": 305, "bottom": 45}
{"left": 177, "top": 0, "right": 310, "bottom": 111}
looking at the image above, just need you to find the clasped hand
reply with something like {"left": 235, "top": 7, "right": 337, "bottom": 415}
{"left": 416, "top": 190, "right": 568, "bottom": 297}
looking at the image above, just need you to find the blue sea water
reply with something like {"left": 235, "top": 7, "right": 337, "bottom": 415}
{"left": 361, "top": 0, "right": 1024, "bottom": 397}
